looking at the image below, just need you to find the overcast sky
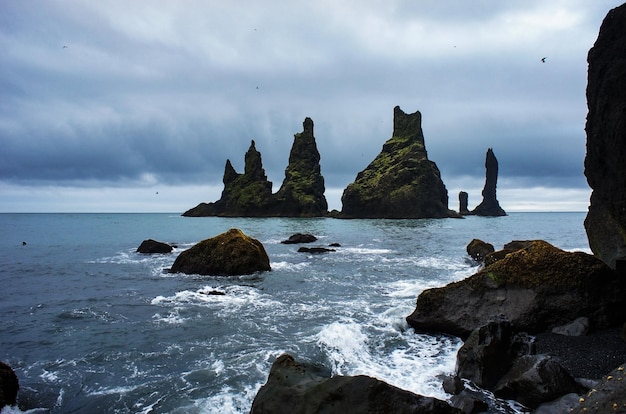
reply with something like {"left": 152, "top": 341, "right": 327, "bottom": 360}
{"left": 1, "top": 1, "right": 622, "bottom": 213}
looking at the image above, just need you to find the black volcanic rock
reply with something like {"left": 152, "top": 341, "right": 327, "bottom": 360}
{"left": 340, "top": 106, "right": 451, "bottom": 218}
{"left": 0, "top": 361, "right": 18, "bottom": 410}
{"left": 136, "top": 239, "right": 173, "bottom": 254}
{"left": 250, "top": 354, "right": 461, "bottom": 414}
{"left": 459, "top": 191, "right": 470, "bottom": 215}
{"left": 169, "top": 228, "right": 270, "bottom": 276}
{"left": 183, "top": 140, "right": 274, "bottom": 216}
{"left": 281, "top": 233, "right": 317, "bottom": 244}
{"left": 584, "top": 3, "right": 626, "bottom": 270}
{"left": 183, "top": 119, "right": 327, "bottom": 217}
{"left": 471, "top": 148, "right": 506, "bottom": 216}
{"left": 272, "top": 117, "right": 328, "bottom": 216}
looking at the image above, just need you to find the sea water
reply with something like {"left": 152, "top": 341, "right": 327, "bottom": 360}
{"left": 0, "top": 213, "right": 589, "bottom": 413}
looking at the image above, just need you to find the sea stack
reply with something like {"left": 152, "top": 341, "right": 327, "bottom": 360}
{"left": 272, "top": 117, "right": 328, "bottom": 216}
{"left": 340, "top": 106, "right": 451, "bottom": 218}
{"left": 584, "top": 3, "right": 626, "bottom": 270}
{"left": 459, "top": 191, "right": 470, "bottom": 215}
{"left": 183, "top": 118, "right": 328, "bottom": 217}
{"left": 471, "top": 148, "right": 506, "bottom": 217}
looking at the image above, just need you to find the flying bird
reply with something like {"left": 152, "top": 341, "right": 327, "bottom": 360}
{"left": 63, "top": 45, "right": 68, "bottom": 48}
{"left": 541, "top": 57, "right": 546, "bottom": 63}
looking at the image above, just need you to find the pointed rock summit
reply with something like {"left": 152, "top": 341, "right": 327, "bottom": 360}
{"left": 471, "top": 148, "right": 506, "bottom": 216}
{"left": 340, "top": 106, "right": 451, "bottom": 218}
{"left": 183, "top": 119, "right": 327, "bottom": 217}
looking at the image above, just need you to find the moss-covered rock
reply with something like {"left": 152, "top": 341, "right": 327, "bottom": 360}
{"left": 406, "top": 240, "right": 626, "bottom": 339}
{"left": 340, "top": 106, "right": 451, "bottom": 218}
{"left": 169, "top": 229, "right": 270, "bottom": 276}
{"left": 183, "top": 119, "right": 327, "bottom": 217}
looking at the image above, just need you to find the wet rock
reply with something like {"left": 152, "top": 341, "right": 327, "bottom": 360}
{"left": 406, "top": 240, "right": 625, "bottom": 339}
{"left": 466, "top": 239, "right": 494, "bottom": 263}
{"left": 584, "top": 3, "right": 626, "bottom": 269}
{"left": 250, "top": 354, "right": 461, "bottom": 414}
{"left": 493, "top": 355, "right": 581, "bottom": 409}
{"left": 169, "top": 228, "right": 270, "bottom": 276}
{"left": 340, "top": 106, "right": 452, "bottom": 218}
{"left": 0, "top": 361, "right": 18, "bottom": 410}
{"left": 136, "top": 239, "right": 173, "bottom": 254}
{"left": 297, "top": 247, "right": 335, "bottom": 254}
{"left": 471, "top": 148, "right": 506, "bottom": 217}
{"left": 572, "top": 363, "right": 626, "bottom": 413}
{"left": 552, "top": 317, "right": 590, "bottom": 337}
{"left": 281, "top": 233, "right": 317, "bottom": 244}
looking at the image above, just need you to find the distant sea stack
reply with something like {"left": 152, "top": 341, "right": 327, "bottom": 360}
{"left": 183, "top": 118, "right": 327, "bottom": 217}
{"left": 584, "top": 3, "right": 626, "bottom": 270}
{"left": 470, "top": 148, "right": 506, "bottom": 217}
{"left": 271, "top": 117, "right": 328, "bottom": 216}
{"left": 340, "top": 106, "right": 451, "bottom": 218}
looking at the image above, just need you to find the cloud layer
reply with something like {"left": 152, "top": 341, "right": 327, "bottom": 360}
{"left": 1, "top": 1, "right": 622, "bottom": 212}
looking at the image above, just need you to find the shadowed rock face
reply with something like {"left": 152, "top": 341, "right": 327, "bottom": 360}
{"left": 584, "top": 3, "right": 626, "bottom": 269}
{"left": 340, "top": 106, "right": 451, "bottom": 218}
{"left": 183, "top": 118, "right": 327, "bottom": 217}
{"left": 471, "top": 148, "right": 506, "bottom": 217}
{"left": 250, "top": 354, "right": 461, "bottom": 414}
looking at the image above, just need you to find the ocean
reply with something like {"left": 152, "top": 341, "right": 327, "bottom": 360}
{"left": 0, "top": 212, "right": 590, "bottom": 413}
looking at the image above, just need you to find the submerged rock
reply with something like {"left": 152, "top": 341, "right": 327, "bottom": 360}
{"left": 406, "top": 240, "right": 626, "bottom": 339}
{"left": 250, "top": 354, "right": 461, "bottom": 414}
{"left": 584, "top": 3, "right": 626, "bottom": 270}
{"left": 471, "top": 148, "right": 506, "bottom": 217}
{"left": 169, "top": 228, "right": 270, "bottom": 276}
{"left": 136, "top": 239, "right": 173, "bottom": 254}
{"left": 281, "top": 233, "right": 317, "bottom": 244}
{"left": 340, "top": 106, "right": 452, "bottom": 218}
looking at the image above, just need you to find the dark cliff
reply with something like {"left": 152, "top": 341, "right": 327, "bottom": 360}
{"left": 584, "top": 3, "right": 626, "bottom": 270}
{"left": 471, "top": 148, "right": 506, "bottom": 217}
{"left": 340, "top": 106, "right": 451, "bottom": 218}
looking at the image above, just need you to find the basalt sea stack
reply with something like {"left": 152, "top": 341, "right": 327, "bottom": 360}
{"left": 340, "top": 106, "right": 451, "bottom": 218}
{"left": 183, "top": 118, "right": 327, "bottom": 217}
{"left": 584, "top": 3, "right": 626, "bottom": 270}
{"left": 471, "top": 148, "right": 506, "bottom": 216}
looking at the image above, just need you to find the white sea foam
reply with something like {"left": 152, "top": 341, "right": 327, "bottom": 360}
{"left": 270, "top": 261, "right": 310, "bottom": 271}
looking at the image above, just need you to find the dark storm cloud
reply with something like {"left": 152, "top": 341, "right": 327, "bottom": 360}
{"left": 0, "top": 0, "right": 622, "bottom": 211}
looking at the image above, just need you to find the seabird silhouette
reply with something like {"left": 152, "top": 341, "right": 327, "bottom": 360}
{"left": 63, "top": 45, "right": 68, "bottom": 48}
{"left": 541, "top": 57, "right": 546, "bottom": 63}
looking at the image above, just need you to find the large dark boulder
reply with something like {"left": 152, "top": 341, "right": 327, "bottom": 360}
{"left": 493, "top": 355, "right": 581, "bottom": 409}
{"left": 406, "top": 240, "right": 626, "bottom": 339}
{"left": 340, "top": 106, "right": 452, "bottom": 219}
{"left": 169, "top": 229, "right": 270, "bottom": 276}
{"left": 584, "top": 3, "right": 626, "bottom": 270}
{"left": 281, "top": 233, "right": 317, "bottom": 244}
{"left": 136, "top": 239, "right": 173, "bottom": 254}
{"left": 573, "top": 362, "right": 626, "bottom": 413}
{"left": 466, "top": 239, "right": 494, "bottom": 263}
{"left": 250, "top": 354, "right": 461, "bottom": 414}
{"left": 470, "top": 148, "right": 506, "bottom": 217}
{"left": 0, "top": 361, "right": 18, "bottom": 410}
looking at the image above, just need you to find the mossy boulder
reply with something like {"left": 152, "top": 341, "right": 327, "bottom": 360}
{"left": 250, "top": 354, "right": 461, "bottom": 414}
{"left": 340, "top": 106, "right": 451, "bottom": 218}
{"left": 406, "top": 240, "right": 626, "bottom": 339}
{"left": 169, "top": 229, "right": 270, "bottom": 276}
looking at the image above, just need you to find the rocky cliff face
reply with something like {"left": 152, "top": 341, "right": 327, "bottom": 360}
{"left": 183, "top": 119, "right": 327, "bottom": 217}
{"left": 471, "top": 148, "right": 506, "bottom": 216}
{"left": 272, "top": 117, "right": 328, "bottom": 216}
{"left": 584, "top": 3, "right": 626, "bottom": 270}
{"left": 340, "top": 106, "right": 451, "bottom": 218}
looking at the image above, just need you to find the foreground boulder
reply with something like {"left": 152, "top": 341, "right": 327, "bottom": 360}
{"left": 136, "top": 239, "right": 173, "bottom": 254}
{"left": 250, "top": 354, "right": 461, "bottom": 414}
{"left": 169, "top": 229, "right": 270, "bottom": 276}
{"left": 406, "top": 240, "right": 626, "bottom": 339}
{"left": 584, "top": 3, "right": 626, "bottom": 270}
{"left": 0, "top": 361, "right": 18, "bottom": 410}
{"left": 573, "top": 363, "right": 626, "bottom": 413}
{"left": 340, "top": 106, "right": 452, "bottom": 218}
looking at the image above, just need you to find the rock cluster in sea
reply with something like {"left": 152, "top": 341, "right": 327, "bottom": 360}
{"left": 183, "top": 118, "right": 327, "bottom": 217}
{"left": 584, "top": 2, "right": 626, "bottom": 270}
{"left": 460, "top": 148, "right": 506, "bottom": 217}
